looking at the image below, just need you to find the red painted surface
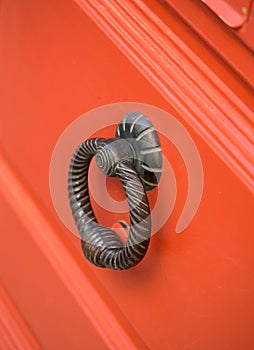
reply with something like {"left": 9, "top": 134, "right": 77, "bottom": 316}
{"left": 0, "top": 0, "right": 254, "bottom": 349}
{"left": 163, "top": 0, "right": 254, "bottom": 80}
{"left": 202, "top": 0, "right": 254, "bottom": 51}
{"left": 203, "top": 0, "right": 252, "bottom": 28}
{"left": 237, "top": 2, "right": 254, "bottom": 51}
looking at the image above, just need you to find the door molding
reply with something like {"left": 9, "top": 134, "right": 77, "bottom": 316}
{"left": 74, "top": 0, "right": 254, "bottom": 193}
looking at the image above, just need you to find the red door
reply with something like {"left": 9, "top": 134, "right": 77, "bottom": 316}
{"left": 1, "top": 0, "right": 253, "bottom": 349}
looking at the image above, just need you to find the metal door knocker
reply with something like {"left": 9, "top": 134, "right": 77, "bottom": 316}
{"left": 68, "top": 112, "right": 162, "bottom": 270}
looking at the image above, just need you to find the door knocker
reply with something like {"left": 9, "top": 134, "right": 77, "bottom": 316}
{"left": 68, "top": 112, "right": 162, "bottom": 270}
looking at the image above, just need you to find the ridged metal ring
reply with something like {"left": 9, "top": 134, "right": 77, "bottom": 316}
{"left": 68, "top": 138, "right": 151, "bottom": 270}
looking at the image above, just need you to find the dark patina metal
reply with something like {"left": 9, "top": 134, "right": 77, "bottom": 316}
{"left": 68, "top": 112, "right": 162, "bottom": 270}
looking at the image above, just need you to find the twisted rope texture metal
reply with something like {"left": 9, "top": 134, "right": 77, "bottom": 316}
{"left": 68, "top": 138, "right": 151, "bottom": 270}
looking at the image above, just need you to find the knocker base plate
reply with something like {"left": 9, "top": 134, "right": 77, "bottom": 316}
{"left": 116, "top": 112, "right": 162, "bottom": 191}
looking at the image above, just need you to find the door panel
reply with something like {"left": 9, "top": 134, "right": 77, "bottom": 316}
{"left": 1, "top": 0, "right": 254, "bottom": 349}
